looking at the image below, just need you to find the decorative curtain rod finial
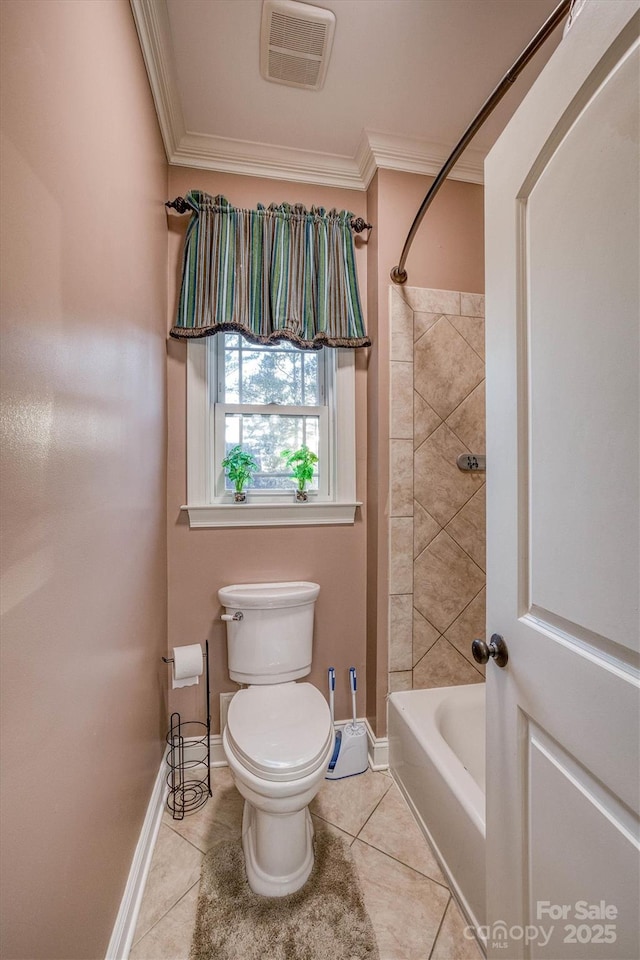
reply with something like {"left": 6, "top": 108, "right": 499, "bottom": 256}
{"left": 165, "top": 196, "right": 194, "bottom": 214}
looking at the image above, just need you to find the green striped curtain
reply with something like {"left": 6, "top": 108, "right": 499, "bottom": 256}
{"left": 170, "top": 192, "right": 370, "bottom": 348}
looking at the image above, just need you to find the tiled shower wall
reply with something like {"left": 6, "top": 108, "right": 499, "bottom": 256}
{"left": 388, "top": 285, "right": 487, "bottom": 692}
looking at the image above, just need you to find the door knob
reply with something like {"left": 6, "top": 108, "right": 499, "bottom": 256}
{"left": 471, "top": 633, "right": 508, "bottom": 668}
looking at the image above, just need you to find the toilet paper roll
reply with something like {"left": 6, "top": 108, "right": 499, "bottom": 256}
{"left": 172, "top": 643, "right": 203, "bottom": 689}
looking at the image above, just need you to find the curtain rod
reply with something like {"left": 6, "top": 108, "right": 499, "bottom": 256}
{"left": 390, "top": 0, "right": 572, "bottom": 284}
{"left": 165, "top": 197, "right": 372, "bottom": 237}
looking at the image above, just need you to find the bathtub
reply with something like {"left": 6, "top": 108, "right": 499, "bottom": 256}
{"left": 388, "top": 683, "right": 486, "bottom": 934}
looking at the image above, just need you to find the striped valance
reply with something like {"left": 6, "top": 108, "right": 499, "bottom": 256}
{"left": 170, "top": 192, "right": 370, "bottom": 349}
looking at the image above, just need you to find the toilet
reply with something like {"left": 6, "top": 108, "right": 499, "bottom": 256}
{"left": 219, "top": 580, "right": 334, "bottom": 897}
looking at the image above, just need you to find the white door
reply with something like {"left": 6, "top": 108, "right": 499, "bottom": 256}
{"left": 484, "top": 2, "right": 639, "bottom": 959}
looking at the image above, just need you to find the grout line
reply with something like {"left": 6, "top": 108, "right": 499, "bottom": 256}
{"left": 440, "top": 584, "right": 485, "bottom": 638}
{"left": 355, "top": 836, "right": 451, "bottom": 893}
{"left": 428, "top": 894, "right": 453, "bottom": 960}
{"left": 449, "top": 316, "right": 485, "bottom": 363}
{"left": 350, "top": 775, "right": 394, "bottom": 839}
{"left": 311, "top": 810, "right": 357, "bottom": 839}
{"left": 442, "top": 375, "right": 485, "bottom": 426}
{"left": 163, "top": 814, "right": 237, "bottom": 855}
{"left": 132, "top": 878, "right": 200, "bottom": 951}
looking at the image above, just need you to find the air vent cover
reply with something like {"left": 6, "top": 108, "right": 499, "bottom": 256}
{"left": 260, "top": 0, "right": 336, "bottom": 91}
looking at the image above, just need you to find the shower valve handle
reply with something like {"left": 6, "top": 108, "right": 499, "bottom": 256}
{"left": 471, "top": 634, "right": 508, "bottom": 668}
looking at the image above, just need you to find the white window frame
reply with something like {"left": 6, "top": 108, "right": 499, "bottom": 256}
{"left": 182, "top": 338, "right": 361, "bottom": 528}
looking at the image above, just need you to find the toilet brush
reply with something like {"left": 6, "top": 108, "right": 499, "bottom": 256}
{"left": 326, "top": 667, "right": 342, "bottom": 773}
{"left": 349, "top": 666, "right": 358, "bottom": 730}
{"left": 325, "top": 665, "right": 368, "bottom": 780}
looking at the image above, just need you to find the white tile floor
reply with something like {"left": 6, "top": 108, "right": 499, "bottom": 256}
{"left": 130, "top": 767, "right": 484, "bottom": 960}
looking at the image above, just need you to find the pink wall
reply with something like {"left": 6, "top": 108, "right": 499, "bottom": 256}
{"left": 366, "top": 169, "right": 484, "bottom": 734}
{"left": 166, "top": 168, "right": 369, "bottom": 728}
{"left": 0, "top": 3, "right": 168, "bottom": 958}
{"left": 377, "top": 168, "right": 485, "bottom": 294}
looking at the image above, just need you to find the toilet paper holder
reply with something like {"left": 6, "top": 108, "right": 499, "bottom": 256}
{"left": 162, "top": 640, "right": 212, "bottom": 820}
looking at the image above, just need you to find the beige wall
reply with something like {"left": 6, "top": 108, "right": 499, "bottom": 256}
{"left": 366, "top": 169, "right": 484, "bottom": 735}
{"left": 0, "top": 3, "right": 168, "bottom": 958}
{"left": 166, "top": 168, "right": 369, "bottom": 728}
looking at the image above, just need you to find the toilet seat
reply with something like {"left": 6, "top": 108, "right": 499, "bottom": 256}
{"left": 225, "top": 682, "right": 333, "bottom": 783}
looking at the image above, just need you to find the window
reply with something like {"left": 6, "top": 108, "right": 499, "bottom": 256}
{"left": 183, "top": 336, "right": 359, "bottom": 527}
{"left": 214, "top": 336, "right": 326, "bottom": 497}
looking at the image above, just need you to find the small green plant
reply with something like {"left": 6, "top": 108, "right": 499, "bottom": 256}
{"left": 280, "top": 445, "right": 319, "bottom": 497}
{"left": 222, "top": 445, "right": 258, "bottom": 498}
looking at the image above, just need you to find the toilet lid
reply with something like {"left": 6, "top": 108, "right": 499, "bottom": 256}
{"left": 225, "top": 683, "right": 333, "bottom": 783}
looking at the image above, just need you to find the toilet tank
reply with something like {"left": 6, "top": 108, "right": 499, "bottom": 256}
{"left": 218, "top": 581, "right": 320, "bottom": 684}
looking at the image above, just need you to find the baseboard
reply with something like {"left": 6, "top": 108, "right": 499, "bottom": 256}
{"left": 364, "top": 718, "right": 389, "bottom": 770}
{"left": 209, "top": 734, "right": 226, "bottom": 766}
{"left": 105, "top": 750, "right": 168, "bottom": 960}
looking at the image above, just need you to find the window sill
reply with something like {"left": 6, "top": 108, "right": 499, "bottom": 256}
{"left": 181, "top": 501, "right": 362, "bottom": 528}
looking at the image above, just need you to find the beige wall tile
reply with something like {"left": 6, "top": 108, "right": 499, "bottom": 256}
{"left": 445, "top": 486, "right": 486, "bottom": 571}
{"left": 413, "top": 607, "right": 440, "bottom": 665}
{"left": 389, "top": 517, "right": 414, "bottom": 593}
{"left": 414, "top": 500, "right": 441, "bottom": 557}
{"left": 414, "top": 423, "right": 484, "bottom": 527}
{"left": 447, "top": 380, "right": 486, "bottom": 452}
{"left": 388, "top": 286, "right": 486, "bottom": 698}
{"left": 390, "top": 361, "right": 413, "bottom": 439}
{"left": 403, "top": 286, "right": 461, "bottom": 316}
{"left": 460, "top": 292, "right": 485, "bottom": 318}
{"left": 414, "top": 391, "right": 442, "bottom": 448}
{"left": 389, "top": 594, "right": 413, "bottom": 671}
{"left": 390, "top": 439, "right": 414, "bottom": 516}
{"left": 415, "top": 318, "right": 485, "bottom": 419}
{"left": 413, "top": 637, "right": 484, "bottom": 689}
{"left": 449, "top": 314, "right": 485, "bottom": 360}
{"left": 414, "top": 311, "right": 442, "bottom": 341}
{"left": 388, "top": 670, "right": 413, "bottom": 692}
{"left": 445, "top": 588, "right": 486, "bottom": 676}
{"left": 413, "top": 531, "right": 485, "bottom": 633}
{"left": 390, "top": 291, "right": 414, "bottom": 362}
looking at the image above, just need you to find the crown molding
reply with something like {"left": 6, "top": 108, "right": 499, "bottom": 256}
{"left": 363, "top": 131, "right": 485, "bottom": 186}
{"left": 130, "top": 0, "right": 485, "bottom": 190}
{"left": 173, "top": 132, "right": 366, "bottom": 191}
{"left": 130, "top": 0, "right": 185, "bottom": 156}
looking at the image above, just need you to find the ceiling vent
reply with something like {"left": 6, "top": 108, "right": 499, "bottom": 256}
{"left": 260, "top": 0, "right": 336, "bottom": 91}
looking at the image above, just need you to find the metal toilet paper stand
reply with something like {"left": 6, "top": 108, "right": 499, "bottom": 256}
{"left": 162, "top": 640, "right": 212, "bottom": 819}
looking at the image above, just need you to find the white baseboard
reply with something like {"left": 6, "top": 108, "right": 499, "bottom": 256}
{"left": 105, "top": 751, "right": 168, "bottom": 960}
{"left": 364, "top": 718, "right": 389, "bottom": 770}
{"left": 210, "top": 734, "right": 226, "bottom": 766}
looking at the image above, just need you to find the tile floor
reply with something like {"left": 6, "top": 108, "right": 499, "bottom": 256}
{"left": 130, "top": 766, "right": 484, "bottom": 960}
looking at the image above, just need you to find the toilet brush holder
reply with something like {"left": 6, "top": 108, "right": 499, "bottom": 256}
{"left": 325, "top": 721, "right": 368, "bottom": 780}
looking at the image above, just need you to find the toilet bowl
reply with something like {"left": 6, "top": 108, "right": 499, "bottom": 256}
{"left": 218, "top": 581, "right": 334, "bottom": 896}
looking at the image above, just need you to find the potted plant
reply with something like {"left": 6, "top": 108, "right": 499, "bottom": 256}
{"left": 280, "top": 445, "right": 319, "bottom": 502}
{"left": 222, "top": 444, "right": 258, "bottom": 502}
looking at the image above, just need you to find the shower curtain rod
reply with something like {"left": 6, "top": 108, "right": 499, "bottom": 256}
{"left": 390, "top": 0, "right": 572, "bottom": 284}
{"left": 165, "top": 197, "right": 372, "bottom": 237}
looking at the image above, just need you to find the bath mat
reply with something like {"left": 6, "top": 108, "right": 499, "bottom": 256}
{"left": 190, "top": 830, "right": 379, "bottom": 960}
